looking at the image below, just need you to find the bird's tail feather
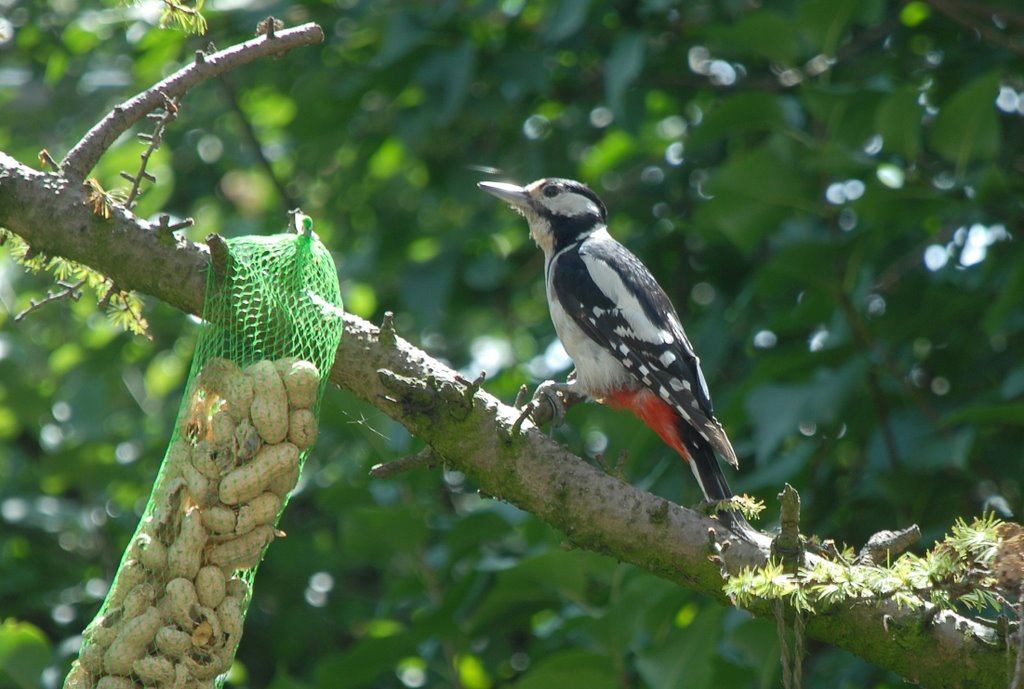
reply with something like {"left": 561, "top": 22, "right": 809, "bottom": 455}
{"left": 684, "top": 430, "right": 761, "bottom": 544}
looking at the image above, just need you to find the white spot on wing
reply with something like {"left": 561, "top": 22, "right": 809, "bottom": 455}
{"left": 638, "top": 364, "right": 649, "bottom": 375}
{"left": 688, "top": 457, "right": 707, "bottom": 494}
{"left": 667, "top": 312, "right": 684, "bottom": 336}
{"left": 694, "top": 359, "right": 711, "bottom": 402}
{"left": 669, "top": 377, "right": 687, "bottom": 392}
{"left": 659, "top": 350, "right": 677, "bottom": 366}
{"left": 618, "top": 344, "right": 629, "bottom": 355}
{"left": 659, "top": 386, "right": 670, "bottom": 399}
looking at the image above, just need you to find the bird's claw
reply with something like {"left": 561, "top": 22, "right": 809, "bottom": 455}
{"left": 511, "top": 380, "right": 578, "bottom": 435}
{"left": 533, "top": 380, "right": 568, "bottom": 428}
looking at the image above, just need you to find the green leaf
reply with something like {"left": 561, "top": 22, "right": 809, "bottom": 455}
{"left": 584, "top": 569, "right": 686, "bottom": 656}
{"left": 745, "top": 360, "right": 866, "bottom": 461}
{"left": 928, "top": 73, "right": 1002, "bottom": 171}
{"left": 377, "top": 11, "right": 428, "bottom": 65}
{"left": 1000, "top": 366, "right": 1024, "bottom": 399}
{"left": 438, "top": 40, "right": 474, "bottom": 122}
{"left": 268, "top": 671, "right": 312, "bottom": 689}
{"left": 513, "top": 651, "right": 618, "bottom": 689}
{"left": 868, "top": 411, "right": 974, "bottom": 471}
{"left": 696, "top": 143, "right": 815, "bottom": 254}
{"left": 707, "top": 11, "right": 800, "bottom": 63}
{"left": 942, "top": 403, "right": 1024, "bottom": 427}
{"left": 604, "top": 33, "right": 645, "bottom": 116}
{"left": 314, "top": 634, "right": 419, "bottom": 689}
{"left": 724, "top": 617, "right": 782, "bottom": 686}
{"left": 635, "top": 607, "right": 722, "bottom": 689}
{"left": 544, "top": 0, "right": 590, "bottom": 43}
{"left": 457, "top": 653, "right": 493, "bottom": 689}
{"left": 243, "top": 89, "right": 298, "bottom": 129}
{"left": 797, "top": 0, "right": 860, "bottom": 55}
{"left": 687, "top": 93, "right": 785, "bottom": 151}
{"left": 900, "top": 1, "right": 932, "bottom": 27}
{"left": 876, "top": 87, "right": 922, "bottom": 160}
{"left": 368, "top": 137, "right": 406, "bottom": 179}
{"left": 339, "top": 504, "right": 430, "bottom": 558}
{"left": 0, "top": 619, "right": 50, "bottom": 689}
{"left": 580, "top": 130, "right": 635, "bottom": 180}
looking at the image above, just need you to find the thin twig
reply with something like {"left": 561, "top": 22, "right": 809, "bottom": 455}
{"left": 927, "top": 0, "right": 1024, "bottom": 56}
{"left": 110, "top": 288, "right": 153, "bottom": 341}
{"left": 97, "top": 282, "right": 118, "bottom": 310}
{"left": 942, "top": 0, "right": 1024, "bottom": 26}
{"left": 513, "top": 384, "right": 529, "bottom": 409}
{"left": 216, "top": 75, "right": 298, "bottom": 211}
{"left": 37, "top": 150, "right": 58, "bottom": 171}
{"left": 866, "top": 367, "right": 901, "bottom": 468}
{"left": 369, "top": 447, "right": 438, "bottom": 478}
{"left": 59, "top": 22, "right": 325, "bottom": 181}
{"left": 154, "top": 214, "right": 194, "bottom": 240}
{"left": 14, "top": 278, "right": 86, "bottom": 321}
{"left": 163, "top": 0, "right": 200, "bottom": 18}
{"left": 873, "top": 221, "right": 959, "bottom": 294}
{"left": 856, "top": 525, "right": 922, "bottom": 565}
{"left": 378, "top": 311, "right": 396, "bottom": 347}
{"left": 124, "top": 94, "right": 180, "bottom": 209}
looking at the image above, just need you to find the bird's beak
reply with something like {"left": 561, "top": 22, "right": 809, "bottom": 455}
{"left": 478, "top": 181, "right": 531, "bottom": 209}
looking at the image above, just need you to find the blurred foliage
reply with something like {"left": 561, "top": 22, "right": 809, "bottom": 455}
{"left": 1, "top": 0, "right": 1023, "bottom": 687}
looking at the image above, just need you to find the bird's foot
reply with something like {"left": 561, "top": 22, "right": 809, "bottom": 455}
{"left": 512, "top": 380, "right": 586, "bottom": 433}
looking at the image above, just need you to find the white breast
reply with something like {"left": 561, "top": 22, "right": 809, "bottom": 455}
{"left": 545, "top": 253, "right": 635, "bottom": 396}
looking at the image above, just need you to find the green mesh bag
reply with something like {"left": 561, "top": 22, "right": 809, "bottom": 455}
{"left": 65, "top": 220, "right": 344, "bottom": 689}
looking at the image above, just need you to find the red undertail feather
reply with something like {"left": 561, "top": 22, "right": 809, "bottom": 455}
{"left": 603, "top": 388, "right": 692, "bottom": 462}
{"left": 601, "top": 387, "right": 760, "bottom": 543}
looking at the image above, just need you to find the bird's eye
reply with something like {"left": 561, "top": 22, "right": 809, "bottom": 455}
{"left": 542, "top": 185, "right": 560, "bottom": 198}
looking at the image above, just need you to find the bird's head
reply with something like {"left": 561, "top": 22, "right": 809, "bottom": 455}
{"left": 479, "top": 178, "right": 608, "bottom": 255}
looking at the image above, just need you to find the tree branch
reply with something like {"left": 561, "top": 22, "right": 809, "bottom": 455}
{"left": 0, "top": 149, "right": 1015, "bottom": 688}
{"left": 14, "top": 277, "right": 86, "bottom": 320}
{"left": 59, "top": 21, "right": 325, "bottom": 182}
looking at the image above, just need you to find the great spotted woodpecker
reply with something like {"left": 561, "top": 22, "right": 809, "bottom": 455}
{"left": 479, "top": 177, "right": 758, "bottom": 542}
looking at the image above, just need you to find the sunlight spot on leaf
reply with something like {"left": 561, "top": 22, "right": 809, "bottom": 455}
{"left": 876, "top": 164, "right": 905, "bottom": 189}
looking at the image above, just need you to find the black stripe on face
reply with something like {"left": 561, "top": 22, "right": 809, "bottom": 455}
{"left": 536, "top": 179, "right": 607, "bottom": 224}
{"left": 530, "top": 179, "right": 608, "bottom": 251}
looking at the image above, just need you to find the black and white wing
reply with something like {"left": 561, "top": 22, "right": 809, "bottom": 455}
{"left": 550, "top": 234, "right": 738, "bottom": 467}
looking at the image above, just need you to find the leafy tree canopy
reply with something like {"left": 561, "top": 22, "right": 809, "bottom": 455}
{"left": 1, "top": 1, "right": 1022, "bottom": 687}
